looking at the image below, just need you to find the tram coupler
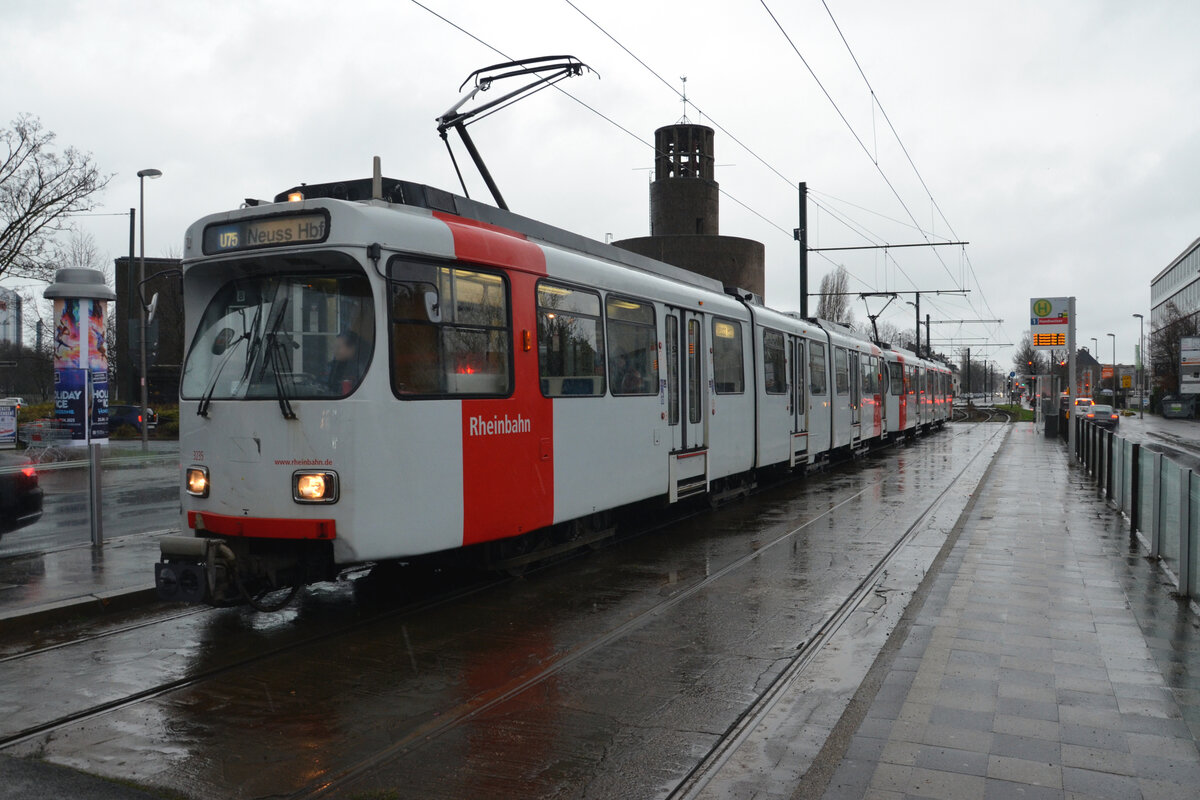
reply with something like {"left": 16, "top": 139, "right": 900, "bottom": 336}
{"left": 155, "top": 535, "right": 237, "bottom": 604}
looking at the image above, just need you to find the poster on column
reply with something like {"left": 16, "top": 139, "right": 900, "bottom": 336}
{"left": 88, "top": 299, "right": 109, "bottom": 441}
{"left": 52, "top": 298, "right": 109, "bottom": 445}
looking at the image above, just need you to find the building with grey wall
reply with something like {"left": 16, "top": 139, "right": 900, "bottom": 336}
{"left": 114, "top": 256, "right": 183, "bottom": 403}
{"left": 613, "top": 123, "right": 765, "bottom": 300}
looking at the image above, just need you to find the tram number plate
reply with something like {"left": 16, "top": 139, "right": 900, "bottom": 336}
{"left": 203, "top": 213, "right": 328, "bottom": 254}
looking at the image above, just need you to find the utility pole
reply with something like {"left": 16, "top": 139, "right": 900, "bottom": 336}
{"left": 914, "top": 293, "right": 920, "bottom": 355}
{"left": 966, "top": 348, "right": 972, "bottom": 397}
{"left": 795, "top": 181, "right": 809, "bottom": 318}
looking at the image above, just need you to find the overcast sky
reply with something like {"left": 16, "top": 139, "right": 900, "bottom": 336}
{"left": 5, "top": 0, "right": 1199, "bottom": 373}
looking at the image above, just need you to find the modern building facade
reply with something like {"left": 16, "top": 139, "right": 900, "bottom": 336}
{"left": 1151, "top": 235, "right": 1200, "bottom": 332}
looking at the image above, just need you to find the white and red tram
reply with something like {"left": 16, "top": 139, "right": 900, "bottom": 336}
{"left": 156, "top": 177, "right": 952, "bottom": 606}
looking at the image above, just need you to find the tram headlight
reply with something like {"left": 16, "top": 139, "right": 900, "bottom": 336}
{"left": 186, "top": 466, "right": 210, "bottom": 498}
{"left": 293, "top": 470, "right": 339, "bottom": 504}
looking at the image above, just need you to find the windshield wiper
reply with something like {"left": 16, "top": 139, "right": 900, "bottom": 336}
{"left": 196, "top": 332, "right": 250, "bottom": 418}
{"left": 260, "top": 291, "right": 297, "bottom": 420}
{"left": 266, "top": 329, "right": 297, "bottom": 420}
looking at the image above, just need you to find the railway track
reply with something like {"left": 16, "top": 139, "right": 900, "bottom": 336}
{"left": 286, "top": 422, "right": 998, "bottom": 799}
{"left": 0, "top": 422, "right": 1002, "bottom": 798}
{"left": 0, "top": 569, "right": 509, "bottom": 752}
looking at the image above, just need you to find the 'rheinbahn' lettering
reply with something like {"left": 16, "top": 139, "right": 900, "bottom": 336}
{"left": 469, "top": 414, "right": 531, "bottom": 437}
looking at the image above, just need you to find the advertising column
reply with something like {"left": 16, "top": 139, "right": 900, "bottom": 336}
{"left": 45, "top": 269, "right": 116, "bottom": 446}
{"left": 44, "top": 268, "right": 116, "bottom": 546}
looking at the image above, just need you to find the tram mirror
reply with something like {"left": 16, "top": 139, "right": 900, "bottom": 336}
{"left": 146, "top": 292, "right": 160, "bottom": 324}
{"left": 212, "top": 327, "right": 236, "bottom": 355}
{"left": 424, "top": 290, "right": 441, "bottom": 322}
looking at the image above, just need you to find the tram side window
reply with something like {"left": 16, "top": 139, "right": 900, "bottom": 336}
{"left": 389, "top": 259, "right": 511, "bottom": 397}
{"left": 713, "top": 319, "right": 745, "bottom": 394}
{"left": 763, "top": 329, "right": 786, "bottom": 395}
{"left": 834, "top": 347, "right": 850, "bottom": 395}
{"left": 607, "top": 296, "right": 657, "bottom": 396}
{"left": 863, "top": 356, "right": 879, "bottom": 395}
{"left": 860, "top": 355, "right": 871, "bottom": 396}
{"left": 905, "top": 365, "right": 917, "bottom": 395}
{"left": 889, "top": 362, "right": 903, "bottom": 396}
{"left": 536, "top": 282, "right": 605, "bottom": 397}
{"left": 808, "top": 342, "right": 827, "bottom": 396}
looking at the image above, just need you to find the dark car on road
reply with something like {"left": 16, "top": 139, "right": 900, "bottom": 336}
{"left": 109, "top": 404, "right": 158, "bottom": 433}
{"left": 1085, "top": 403, "right": 1120, "bottom": 429}
{"left": 0, "top": 451, "right": 43, "bottom": 535}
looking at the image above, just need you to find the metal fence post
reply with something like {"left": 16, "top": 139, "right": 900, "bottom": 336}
{"left": 88, "top": 442, "right": 103, "bottom": 546}
{"left": 1114, "top": 436, "right": 1122, "bottom": 507}
{"left": 1181, "top": 469, "right": 1193, "bottom": 599}
{"left": 1101, "top": 429, "right": 1109, "bottom": 496}
{"left": 1084, "top": 422, "right": 1094, "bottom": 472}
{"left": 1089, "top": 423, "right": 1096, "bottom": 475}
{"left": 1130, "top": 442, "right": 1141, "bottom": 537}
{"left": 1151, "top": 452, "right": 1163, "bottom": 559}
{"left": 1090, "top": 423, "right": 1097, "bottom": 474}
{"left": 1106, "top": 430, "right": 1115, "bottom": 502}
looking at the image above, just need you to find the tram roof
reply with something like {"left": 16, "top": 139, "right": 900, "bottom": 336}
{"left": 272, "top": 177, "right": 754, "bottom": 302}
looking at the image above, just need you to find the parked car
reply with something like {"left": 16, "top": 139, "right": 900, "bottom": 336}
{"left": 1084, "top": 404, "right": 1120, "bottom": 429}
{"left": 109, "top": 404, "right": 158, "bottom": 433}
{"left": 0, "top": 451, "right": 43, "bottom": 535}
{"left": 1, "top": 397, "right": 26, "bottom": 409}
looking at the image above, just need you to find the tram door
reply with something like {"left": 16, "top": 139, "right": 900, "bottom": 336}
{"left": 665, "top": 308, "right": 708, "bottom": 501}
{"left": 849, "top": 351, "right": 862, "bottom": 442}
{"left": 791, "top": 336, "right": 808, "bottom": 466}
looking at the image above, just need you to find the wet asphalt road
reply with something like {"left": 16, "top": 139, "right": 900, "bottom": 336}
{"left": 0, "top": 451, "right": 179, "bottom": 558}
{"left": 0, "top": 423, "right": 1003, "bottom": 799}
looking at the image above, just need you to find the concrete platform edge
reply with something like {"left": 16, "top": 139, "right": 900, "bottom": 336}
{"left": 788, "top": 424, "right": 1016, "bottom": 800}
{"left": 0, "top": 585, "right": 158, "bottom": 634}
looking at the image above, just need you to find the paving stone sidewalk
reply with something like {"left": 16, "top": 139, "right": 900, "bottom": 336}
{"left": 817, "top": 423, "right": 1200, "bottom": 800}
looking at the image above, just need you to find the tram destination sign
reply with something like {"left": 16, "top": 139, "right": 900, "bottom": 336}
{"left": 1030, "top": 296, "right": 1070, "bottom": 351}
{"left": 202, "top": 211, "right": 329, "bottom": 254}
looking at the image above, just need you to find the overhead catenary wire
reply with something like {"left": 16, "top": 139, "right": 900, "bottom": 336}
{"left": 411, "top": 0, "right": 979, "bottom": 342}
{"left": 560, "top": 0, "right": 967, "bottom": 315}
{"left": 562, "top": 0, "right": 950, "bottom": 294}
{"left": 410, "top": 0, "right": 796, "bottom": 249}
{"left": 815, "top": 0, "right": 1001, "bottom": 344}
{"left": 819, "top": 0, "right": 1000, "bottom": 328}
{"left": 758, "top": 0, "right": 964, "bottom": 294}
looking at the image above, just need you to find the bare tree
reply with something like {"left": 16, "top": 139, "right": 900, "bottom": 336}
{"left": 1151, "top": 301, "right": 1199, "bottom": 395}
{"left": 1012, "top": 332, "right": 1047, "bottom": 376}
{"left": 815, "top": 266, "right": 855, "bottom": 328}
{"left": 0, "top": 114, "right": 111, "bottom": 282}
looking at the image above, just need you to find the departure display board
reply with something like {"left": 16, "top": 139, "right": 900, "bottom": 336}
{"left": 203, "top": 212, "right": 328, "bottom": 254}
{"left": 1033, "top": 332, "right": 1066, "bottom": 347}
{"left": 1030, "top": 296, "right": 1070, "bottom": 351}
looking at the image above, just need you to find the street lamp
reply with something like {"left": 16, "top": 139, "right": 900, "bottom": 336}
{"left": 1133, "top": 313, "right": 1144, "bottom": 419}
{"left": 137, "top": 168, "right": 162, "bottom": 452}
{"left": 1107, "top": 332, "right": 1116, "bottom": 407}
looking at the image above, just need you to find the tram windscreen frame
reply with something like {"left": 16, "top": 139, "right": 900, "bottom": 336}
{"left": 180, "top": 253, "right": 375, "bottom": 404}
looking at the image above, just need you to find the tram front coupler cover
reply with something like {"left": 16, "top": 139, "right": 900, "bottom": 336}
{"left": 155, "top": 535, "right": 237, "bottom": 604}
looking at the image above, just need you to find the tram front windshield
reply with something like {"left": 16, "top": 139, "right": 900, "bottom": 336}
{"left": 181, "top": 257, "right": 375, "bottom": 403}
